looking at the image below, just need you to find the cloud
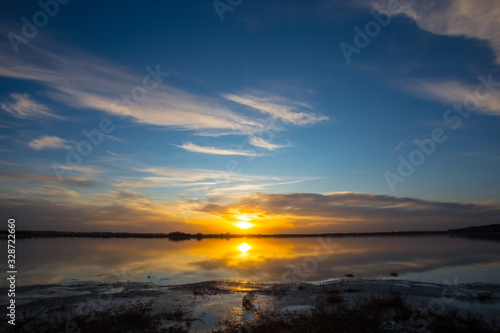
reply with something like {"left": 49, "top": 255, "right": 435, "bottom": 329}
{"left": 173, "top": 142, "right": 266, "bottom": 157}
{"left": 350, "top": 1, "right": 500, "bottom": 116}
{"left": 366, "top": 0, "right": 500, "bottom": 63}
{"left": 0, "top": 41, "right": 323, "bottom": 137}
{"left": 3, "top": 184, "right": 496, "bottom": 233}
{"left": 0, "top": 169, "right": 98, "bottom": 187}
{"left": 0, "top": 161, "right": 18, "bottom": 166}
{"left": 222, "top": 92, "right": 328, "bottom": 125}
{"left": 197, "top": 192, "right": 500, "bottom": 232}
{"left": 135, "top": 167, "right": 270, "bottom": 183}
{"left": 21, "top": 185, "right": 80, "bottom": 199}
{"left": 112, "top": 167, "right": 318, "bottom": 204}
{"left": 0, "top": 182, "right": 198, "bottom": 233}
{"left": 249, "top": 136, "right": 292, "bottom": 150}
{"left": 112, "top": 189, "right": 150, "bottom": 201}
{"left": 199, "top": 180, "right": 318, "bottom": 198}
{"left": 407, "top": 79, "right": 500, "bottom": 115}
{"left": 112, "top": 167, "right": 276, "bottom": 189}
{"left": 0, "top": 92, "right": 62, "bottom": 119}
{"left": 42, "top": 186, "right": 79, "bottom": 198}
{"left": 0, "top": 193, "right": 195, "bottom": 233}
{"left": 28, "top": 135, "right": 70, "bottom": 150}
{"left": 56, "top": 165, "right": 112, "bottom": 174}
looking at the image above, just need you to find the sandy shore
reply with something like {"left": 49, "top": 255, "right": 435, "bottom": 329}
{"left": 10, "top": 279, "right": 500, "bottom": 332}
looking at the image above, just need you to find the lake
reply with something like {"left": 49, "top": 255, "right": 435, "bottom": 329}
{"left": 9, "top": 235, "right": 500, "bottom": 287}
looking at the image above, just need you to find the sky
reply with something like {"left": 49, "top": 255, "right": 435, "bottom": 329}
{"left": 0, "top": 0, "right": 499, "bottom": 234}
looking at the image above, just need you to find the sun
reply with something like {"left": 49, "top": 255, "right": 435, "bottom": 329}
{"left": 234, "top": 213, "right": 255, "bottom": 229}
{"left": 238, "top": 243, "right": 251, "bottom": 252}
{"left": 236, "top": 221, "right": 252, "bottom": 229}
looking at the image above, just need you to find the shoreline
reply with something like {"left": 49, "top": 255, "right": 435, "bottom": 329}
{"left": 11, "top": 278, "right": 500, "bottom": 332}
{"left": 3, "top": 229, "right": 500, "bottom": 241}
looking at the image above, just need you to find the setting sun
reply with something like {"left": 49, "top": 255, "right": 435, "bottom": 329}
{"left": 236, "top": 222, "right": 252, "bottom": 229}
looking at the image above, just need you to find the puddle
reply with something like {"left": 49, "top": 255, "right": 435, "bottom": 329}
{"left": 190, "top": 292, "right": 259, "bottom": 332}
{"left": 281, "top": 305, "right": 314, "bottom": 311}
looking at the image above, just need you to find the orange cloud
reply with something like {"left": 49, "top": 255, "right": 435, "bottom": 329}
{"left": 196, "top": 192, "right": 500, "bottom": 233}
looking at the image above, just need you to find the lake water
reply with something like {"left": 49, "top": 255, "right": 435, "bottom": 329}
{"left": 9, "top": 235, "right": 500, "bottom": 286}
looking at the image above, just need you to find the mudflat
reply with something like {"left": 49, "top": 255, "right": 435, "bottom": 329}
{"left": 12, "top": 279, "right": 500, "bottom": 332}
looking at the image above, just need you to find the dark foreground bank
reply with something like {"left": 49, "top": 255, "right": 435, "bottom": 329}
{"left": 5, "top": 279, "right": 499, "bottom": 332}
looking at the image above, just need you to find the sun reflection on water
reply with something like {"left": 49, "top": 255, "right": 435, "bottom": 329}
{"left": 238, "top": 242, "right": 251, "bottom": 253}
{"left": 14, "top": 236, "right": 500, "bottom": 286}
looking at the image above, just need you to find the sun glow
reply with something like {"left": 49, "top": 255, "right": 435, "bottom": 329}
{"left": 234, "top": 213, "right": 257, "bottom": 230}
{"left": 236, "top": 221, "right": 252, "bottom": 229}
{"left": 238, "top": 242, "right": 251, "bottom": 252}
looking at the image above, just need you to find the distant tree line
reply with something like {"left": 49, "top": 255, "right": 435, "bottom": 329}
{"left": 448, "top": 224, "right": 500, "bottom": 233}
{"left": 0, "top": 224, "right": 498, "bottom": 240}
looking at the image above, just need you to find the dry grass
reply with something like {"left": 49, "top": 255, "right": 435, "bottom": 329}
{"left": 213, "top": 291, "right": 498, "bottom": 333}
{"left": 242, "top": 292, "right": 257, "bottom": 311}
{"left": 17, "top": 303, "right": 197, "bottom": 333}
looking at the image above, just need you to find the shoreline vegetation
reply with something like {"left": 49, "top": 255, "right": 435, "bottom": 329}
{"left": 1, "top": 224, "right": 499, "bottom": 240}
{"left": 14, "top": 279, "right": 500, "bottom": 333}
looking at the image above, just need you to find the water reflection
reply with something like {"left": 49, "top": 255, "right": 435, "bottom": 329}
{"left": 238, "top": 243, "right": 251, "bottom": 253}
{"left": 11, "top": 235, "right": 500, "bottom": 286}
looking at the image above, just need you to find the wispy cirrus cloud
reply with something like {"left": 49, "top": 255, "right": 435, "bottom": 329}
{"left": 112, "top": 167, "right": 319, "bottom": 203}
{"left": 407, "top": 79, "right": 500, "bottom": 116}
{"left": 56, "top": 165, "right": 112, "bottom": 174}
{"left": 248, "top": 136, "right": 292, "bottom": 150}
{"left": 173, "top": 142, "right": 265, "bottom": 156}
{"left": 198, "top": 178, "right": 322, "bottom": 197}
{"left": 350, "top": 0, "right": 500, "bottom": 116}
{"left": 0, "top": 169, "right": 98, "bottom": 187}
{"left": 0, "top": 41, "right": 324, "bottom": 137}
{"left": 113, "top": 166, "right": 271, "bottom": 188}
{"left": 222, "top": 92, "right": 328, "bottom": 125}
{"left": 28, "top": 135, "right": 70, "bottom": 150}
{"left": 1, "top": 93, "right": 62, "bottom": 119}
{"left": 365, "top": 0, "right": 500, "bottom": 63}
{"left": 22, "top": 185, "right": 79, "bottom": 199}
{"left": 136, "top": 167, "right": 271, "bottom": 183}
{"left": 139, "top": 167, "right": 218, "bottom": 182}
{"left": 0, "top": 161, "right": 18, "bottom": 166}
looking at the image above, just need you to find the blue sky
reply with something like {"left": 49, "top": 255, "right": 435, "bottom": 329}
{"left": 1, "top": 0, "right": 500, "bottom": 233}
